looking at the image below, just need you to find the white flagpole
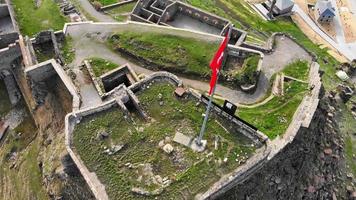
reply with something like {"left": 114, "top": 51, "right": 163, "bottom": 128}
{"left": 196, "top": 73, "right": 219, "bottom": 146}
{"left": 196, "top": 25, "right": 232, "bottom": 146}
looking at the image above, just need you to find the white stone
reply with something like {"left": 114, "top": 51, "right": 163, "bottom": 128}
{"left": 163, "top": 144, "right": 174, "bottom": 154}
{"left": 158, "top": 140, "right": 165, "bottom": 148}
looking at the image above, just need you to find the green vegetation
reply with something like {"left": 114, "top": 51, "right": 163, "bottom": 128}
{"left": 106, "top": 2, "right": 136, "bottom": 22}
{"left": 282, "top": 60, "right": 310, "bottom": 81}
{"left": 90, "top": 0, "right": 118, "bottom": 6}
{"left": 234, "top": 54, "right": 260, "bottom": 86}
{"left": 61, "top": 36, "right": 75, "bottom": 64}
{"left": 238, "top": 81, "right": 308, "bottom": 139}
{"left": 0, "top": 80, "right": 11, "bottom": 117}
{"left": 340, "top": 99, "right": 356, "bottom": 176}
{"left": 89, "top": 57, "right": 119, "bottom": 77}
{"left": 73, "top": 83, "right": 255, "bottom": 199}
{"left": 34, "top": 48, "right": 55, "bottom": 63}
{"left": 0, "top": 99, "right": 47, "bottom": 199}
{"left": 108, "top": 31, "right": 219, "bottom": 77}
{"left": 12, "top": 0, "right": 67, "bottom": 36}
{"left": 185, "top": 0, "right": 340, "bottom": 90}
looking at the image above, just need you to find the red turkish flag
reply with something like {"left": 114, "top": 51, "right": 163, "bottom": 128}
{"left": 208, "top": 30, "right": 230, "bottom": 95}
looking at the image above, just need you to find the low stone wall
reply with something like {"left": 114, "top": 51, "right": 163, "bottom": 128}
{"left": 83, "top": 60, "right": 140, "bottom": 99}
{"left": 268, "top": 62, "right": 321, "bottom": 158}
{"left": 65, "top": 100, "right": 117, "bottom": 200}
{"left": 101, "top": 0, "right": 137, "bottom": 11}
{"left": 128, "top": 71, "right": 182, "bottom": 92}
{"left": 241, "top": 32, "right": 317, "bottom": 60}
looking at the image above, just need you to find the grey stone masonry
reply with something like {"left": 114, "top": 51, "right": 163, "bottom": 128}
{"left": 25, "top": 59, "right": 80, "bottom": 110}
{"left": 131, "top": 0, "right": 246, "bottom": 44}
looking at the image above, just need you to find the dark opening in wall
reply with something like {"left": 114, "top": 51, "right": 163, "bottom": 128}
{"left": 102, "top": 74, "right": 131, "bottom": 92}
{"left": 123, "top": 96, "right": 145, "bottom": 119}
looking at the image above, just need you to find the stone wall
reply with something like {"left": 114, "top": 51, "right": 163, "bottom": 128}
{"left": 0, "top": 4, "right": 9, "bottom": 18}
{"left": 65, "top": 101, "right": 117, "bottom": 200}
{"left": 241, "top": 32, "right": 317, "bottom": 60}
{"left": 0, "top": 3, "right": 18, "bottom": 49}
{"left": 101, "top": 0, "right": 137, "bottom": 11}
{"left": 25, "top": 59, "right": 80, "bottom": 110}
{"left": 0, "top": 43, "right": 21, "bottom": 69}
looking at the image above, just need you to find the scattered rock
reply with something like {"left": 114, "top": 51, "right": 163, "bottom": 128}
{"left": 159, "top": 101, "right": 164, "bottom": 106}
{"left": 131, "top": 187, "right": 150, "bottom": 196}
{"left": 158, "top": 140, "right": 165, "bottom": 148}
{"left": 138, "top": 127, "right": 144, "bottom": 133}
{"left": 324, "top": 148, "right": 333, "bottom": 155}
{"left": 163, "top": 144, "right": 174, "bottom": 154}
{"left": 97, "top": 131, "right": 109, "bottom": 140}
{"left": 307, "top": 185, "right": 316, "bottom": 193}
{"left": 164, "top": 136, "right": 171, "bottom": 143}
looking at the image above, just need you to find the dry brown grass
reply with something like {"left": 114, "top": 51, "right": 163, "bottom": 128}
{"left": 291, "top": 14, "right": 348, "bottom": 63}
{"left": 336, "top": 0, "right": 356, "bottom": 43}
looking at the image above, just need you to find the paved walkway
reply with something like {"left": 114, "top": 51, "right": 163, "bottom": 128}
{"left": 348, "top": 0, "right": 356, "bottom": 18}
{"left": 74, "top": 0, "right": 115, "bottom": 22}
{"left": 293, "top": 5, "right": 356, "bottom": 61}
{"left": 330, "top": 0, "right": 346, "bottom": 44}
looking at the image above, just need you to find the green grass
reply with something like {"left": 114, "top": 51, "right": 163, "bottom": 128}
{"left": 12, "top": 0, "right": 68, "bottom": 36}
{"left": 106, "top": 2, "right": 136, "bottom": 22}
{"left": 61, "top": 36, "right": 75, "bottom": 64}
{"left": 90, "top": 0, "right": 118, "bottom": 6}
{"left": 340, "top": 100, "right": 356, "bottom": 176}
{"left": 0, "top": 80, "right": 11, "bottom": 118}
{"left": 234, "top": 54, "right": 260, "bottom": 85}
{"left": 185, "top": 0, "right": 340, "bottom": 91}
{"left": 282, "top": 60, "right": 310, "bottom": 81}
{"left": 238, "top": 81, "right": 309, "bottom": 139}
{"left": 108, "top": 31, "right": 219, "bottom": 78}
{"left": 89, "top": 57, "right": 119, "bottom": 77}
{"left": 73, "top": 82, "right": 255, "bottom": 199}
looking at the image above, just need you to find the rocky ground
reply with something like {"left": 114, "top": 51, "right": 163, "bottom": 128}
{"left": 220, "top": 88, "right": 356, "bottom": 200}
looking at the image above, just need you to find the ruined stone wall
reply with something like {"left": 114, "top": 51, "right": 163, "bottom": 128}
{"left": 0, "top": 43, "right": 21, "bottom": 68}
{"left": 0, "top": 4, "right": 9, "bottom": 18}
{"left": 25, "top": 59, "right": 80, "bottom": 111}
{"left": 174, "top": 2, "right": 228, "bottom": 30}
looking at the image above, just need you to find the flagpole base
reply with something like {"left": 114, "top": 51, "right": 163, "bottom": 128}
{"left": 192, "top": 138, "right": 207, "bottom": 152}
